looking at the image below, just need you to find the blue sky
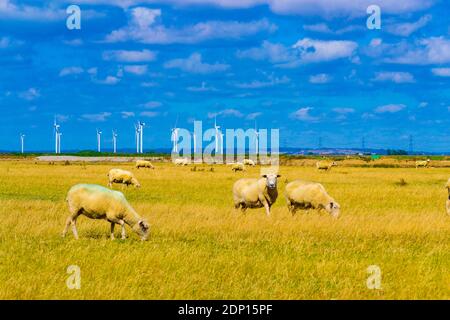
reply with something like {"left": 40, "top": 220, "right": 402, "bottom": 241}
{"left": 0, "top": 0, "right": 449, "bottom": 152}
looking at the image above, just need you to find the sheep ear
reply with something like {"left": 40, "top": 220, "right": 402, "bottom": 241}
{"left": 261, "top": 174, "right": 267, "bottom": 178}
{"left": 277, "top": 174, "right": 281, "bottom": 177}
{"left": 330, "top": 202, "right": 334, "bottom": 208}
{"left": 139, "top": 220, "right": 148, "bottom": 230}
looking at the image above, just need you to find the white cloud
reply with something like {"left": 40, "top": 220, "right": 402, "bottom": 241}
{"left": 290, "top": 107, "right": 319, "bottom": 121}
{"left": 77, "top": 0, "right": 432, "bottom": 18}
{"left": 142, "top": 101, "right": 162, "bottom": 108}
{"left": 19, "top": 88, "right": 40, "bottom": 100}
{"left": 237, "top": 41, "right": 294, "bottom": 64}
{"left": 246, "top": 112, "right": 262, "bottom": 120}
{"left": 208, "top": 109, "right": 244, "bottom": 118}
{"left": 374, "top": 104, "right": 406, "bottom": 113}
{"left": 431, "top": 67, "right": 450, "bottom": 77}
{"left": 292, "top": 38, "right": 358, "bottom": 64}
{"left": 0, "top": 0, "right": 62, "bottom": 21}
{"left": 235, "top": 75, "right": 290, "bottom": 89}
{"left": 140, "top": 111, "right": 159, "bottom": 117}
{"left": 96, "top": 76, "right": 120, "bottom": 85}
{"left": 141, "top": 81, "right": 158, "bottom": 87}
{"left": 59, "top": 66, "right": 84, "bottom": 77}
{"left": 187, "top": 82, "right": 217, "bottom": 92}
{"left": 81, "top": 112, "right": 112, "bottom": 122}
{"left": 384, "top": 37, "right": 450, "bottom": 65}
{"left": 418, "top": 102, "right": 428, "bottom": 108}
{"left": 386, "top": 15, "right": 432, "bottom": 37}
{"left": 164, "top": 53, "right": 229, "bottom": 74}
{"left": 303, "top": 23, "right": 364, "bottom": 35}
{"left": 102, "top": 49, "right": 157, "bottom": 62}
{"left": 121, "top": 111, "right": 135, "bottom": 118}
{"left": 123, "top": 65, "right": 148, "bottom": 75}
{"left": 309, "top": 73, "right": 331, "bottom": 84}
{"left": 105, "top": 7, "right": 276, "bottom": 44}
{"left": 333, "top": 107, "right": 355, "bottom": 114}
{"left": 372, "top": 71, "right": 415, "bottom": 83}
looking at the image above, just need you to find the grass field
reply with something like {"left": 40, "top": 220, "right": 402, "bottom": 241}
{"left": 0, "top": 159, "right": 449, "bottom": 299}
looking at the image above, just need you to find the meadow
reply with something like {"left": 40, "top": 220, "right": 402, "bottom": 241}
{"left": 0, "top": 158, "right": 449, "bottom": 299}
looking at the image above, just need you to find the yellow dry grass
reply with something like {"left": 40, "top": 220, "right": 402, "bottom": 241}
{"left": 0, "top": 160, "right": 449, "bottom": 299}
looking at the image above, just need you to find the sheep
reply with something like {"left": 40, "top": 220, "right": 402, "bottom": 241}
{"left": 136, "top": 160, "right": 154, "bottom": 169}
{"left": 243, "top": 159, "right": 256, "bottom": 166}
{"left": 232, "top": 173, "right": 280, "bottom": 216}
{"left": 62, "top": 184, "right": 150, "bottom": 240}
{"left": 446, "top": 178, "right": 450, "bottom": 216}
{"left": 174, "top": 158, "right": 189, "bottom": 166}
{"left": 285, "top": 180, "right": 340, "bottom": 218}
{"left": 231, "top": 162, "right": 246, "bottom": 172}
{"left": 415, "top": 159, "right": 430, "bottom": 168}
{"left": 316, "top": 160, "right": 337, "bottom": 171}
{"left": 107, "top": 168, "right": 140, "bottom": 188}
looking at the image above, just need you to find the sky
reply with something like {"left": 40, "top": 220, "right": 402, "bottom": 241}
{"left": 0, "top": 0, "right": 449, "bottom": 153}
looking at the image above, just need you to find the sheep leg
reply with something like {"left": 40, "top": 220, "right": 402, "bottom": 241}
{"left": 62, "top": 216, "right": 73, "bottom": 237}
{"left": 263, "top": 201, "right": 271, "bottom": 216}
{"left": 71, "top": 216, "right": 79, "bottom": 240}
{"left": 110, "top": 223, "right": 115, "bottom": 240}
{"left": 63, "top": 205, "right": 80, "bottom": 238}
{"left": 119, "top": 220, "right": 126, "bottom": 239}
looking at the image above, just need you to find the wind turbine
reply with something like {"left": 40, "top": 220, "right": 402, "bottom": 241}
{"left": 139, "top": 121, "right": 145, "bottom": 153}
{"left": 171, "top": 116, "right": 179, "bottom": 153}
{"left": 112, "top": 130, "right": 117, "bottom": 154}
{"left": 254, "top": 120, "right": 259, "bottom": 156}
{"left": 53, "top": 118, "right": 61, "bottom": 154}
{"left": 20, "top": 134, "right": 25, "bottom": 154}
{"left": 96, "top": 129, "right": 102, "bottom": 152}
{"left": 214, "top": 116, "right": 221, "bottom": 154}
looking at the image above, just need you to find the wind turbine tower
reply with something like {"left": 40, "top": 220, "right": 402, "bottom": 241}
{"left": 214, "top": 117, "right": 221, "bottom": 154}
{"left": 255, "top": 121, "right": 259, "bottom": 156}
{"left": 171, "top": 127, "right": 179, "bottom": 153}
{"left": 20, "top": 134, "right": 25, "bottom": 154}
{"left": 53, "top": 118, "right": 61, "bottom": 154}
{"left": 96, "top": 129, "right": 102, "bottom": 152}
{"left": 139, "top": 121, "right": 145, "bottom": 154}
{"left": 112, "top": 130, "right": 117, "bottom": 154}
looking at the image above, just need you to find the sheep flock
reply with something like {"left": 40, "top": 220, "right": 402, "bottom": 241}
{"left": 62, "top": 158, "right": 450, "bottom": 241}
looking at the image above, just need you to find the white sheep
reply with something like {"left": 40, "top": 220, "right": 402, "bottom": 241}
{"left": 136, "top": 160, "right": 154, "bottom": 169}
{"left": 316, "top": 160, "right": 337, "bottom": 171}
{"left": 243, "top": 159, "right": 256, "bottom": 166}
{"left": 415, "top": 159, "right": 430, "bottom": 168}
{"left": 285, "top": 180, "right": 340, "bottom": 218}
{"left": 174, "top": 158, "right": 189, "bottom": 166}
{"left": 62, "top": 184, "right": 150, "bottom": 240}
{"left": 107, "top": 168, "right": 141, "bottom": 188}
{"left": 446, "top": 178, "right": 450, "bottom": 216}
{"left": 231, "top": 162, "right": 246, "bottom": 172}
{"left": 232, "top": 173, "right": 280, "bottom": 216}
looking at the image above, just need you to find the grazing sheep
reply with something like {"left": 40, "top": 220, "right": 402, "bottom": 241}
{"left": 136, "top": 160, "right": 154, "bottom": 169}
{"left": 446, "top": 178, "right": 450, "bottom": 215}
{"left": 174, "top": 158, "right": 189, "bottom": 166}
{"left": 107, "top": 168, "right": 140, "bottom": 188}
{"left": 415, "top": 159, "right": 430, "bottom": 168}
{"left": 243, "top": 159, "right": 256, "bottom": 166}
{"left": 316, "top": 160, "right": 337, "bottom": 171}
{"left": 285, "top": 180, "right": 340, "bottom": 218}
{"left": 63, "top": 184, "right": 150, "bottom": 240}
{"left": 232, "top": 173, "right": 280, "bottom": 216}
{"left": 231, "top": 162, "right": 246, "bottom": 172}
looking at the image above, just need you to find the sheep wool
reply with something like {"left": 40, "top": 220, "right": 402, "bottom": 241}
{"left": 63, "top": 184, "right": 150, "bottom": 240}
{"left": 107, "top": 168, "right": 140, "bottom": 188}
{"left": 285, "top": 180, "right": 340, "bottom": 218}
{"left": 136, "top": 160, "right": 154, "bottom": 169}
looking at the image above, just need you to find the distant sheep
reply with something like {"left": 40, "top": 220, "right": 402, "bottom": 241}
{"left": 446, "top": 178, "right": 450, "bottom": 216}
{"left": 136, "top": 160, "right": 154, "bottom": 169}
{"left": 63, "top": 184, "right": 150, "bottom": 240}
{"left": 232, "top": 173, "right": 280, "bottom": 216}
{"left": 243, "top": 159, "right": 256, "bottom": 166}
{"left": 285, "top": 180, "right": 340, "bottom": 218}
{"left": 107, "top": 168, "right": 140, "bottom": 188}
{"left": 316, "top": 160, "right": 337, "bottom": 171}
{"left": 415, "top": 159, "right": 430, "bottom": 168}
{"left": 174, "top": 158, "right": 189, "bottom": 166}
{"left": 231, "top": 163, "right": 245, "bottom": 172}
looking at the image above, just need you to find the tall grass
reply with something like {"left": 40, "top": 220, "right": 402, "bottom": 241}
{"left": 0, "top": 161, "right": 448, "bottom": 299}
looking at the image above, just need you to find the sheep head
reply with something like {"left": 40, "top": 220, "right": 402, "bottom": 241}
{"left": 133, "top": 220, "right": 150, "bottom": 241}
{"left": 262, "top": 173, "right": 281, "bottom": 190}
